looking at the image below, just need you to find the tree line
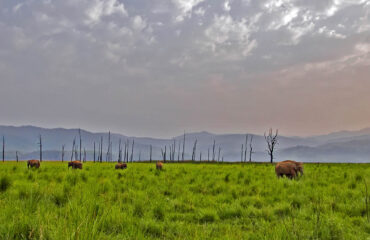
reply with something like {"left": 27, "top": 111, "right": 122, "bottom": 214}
{"left": 1, "top": 128, "right": 279, "bottom": 163}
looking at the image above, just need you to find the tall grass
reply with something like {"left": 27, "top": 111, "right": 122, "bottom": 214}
{"left": 0, "top": 162, "right": 369, "bottom": 239}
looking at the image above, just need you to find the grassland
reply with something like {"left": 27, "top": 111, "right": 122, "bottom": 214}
{"left": 0, "top": 162, "right": 369, "bottom": 240}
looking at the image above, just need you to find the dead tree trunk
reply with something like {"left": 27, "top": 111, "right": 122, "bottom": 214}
{"left": 2, "top": 136, "right": 4, "bottom": 162}
{"left": 74, "top": 144, "right": 78, "bottom": 161}
{"left": 208, "top": 148, "right": 210, "bottom": 162}
{"left": 118, "top": 139, "right": 122, "bottom": 163}
{"left": 93, "top": 142, "right": 96, "bottom": 163}
{"left": 217, "top": 146, "right": 221, "bottom": 162}
{"left": 169, "top": 145, "right": 172, "bottom": 162}
{"left": 139, "top": 151, "right": 141, "bottom": 162}
{"left": 264, "top": 128, "right": 279, "bottom": 163}
{"left": 150, "top": 145, "right": 152, "bottom": 162}
{"left": 71, "top": 138, "right": 76, "bottom": 162}
{"left": 241, "top": 144, "right": 244, "bottom": 163}
{"left": 182, "top": 132, "right": 186, "bottom": 161}
{"left": 62, "top": 145, "right": 65, "bottom": 162}
{"left": 16, "top": 151, "right": 19, "bottom": 162}
{"left": 130, "top": 139, "right": 134, "bottom": 162}
{"left": 164, "top": 145, "right": 167, "bottom": 162}
{"left": 79, "top": 129, "right": 82, "bottom": 161}
{"left": 171, "top": 139, "right": 176, "bottom": 162}
{"left": 126, "top": 140, "right": 129, "bottom": 163}
{"left": 106, "top": 131, "right": 111, "bottom": 162}
{"left": 177, "top": 142, "right": 181, "bottom": 162}
{"left": 161, "top": 146, "right": 167, "bottom": 162}
{"left": 212, "top": 140, "right": 216, "bottom": 162}
{"left": 199, "top": 152, "right": 202, "bottom": 162}
{"left": 249, "top": 135, "right": 254, "bottom": 162}
{"left": 83, "top": 148, "right": 86, "bottom": 162}
{"left": 100, "top": 136, "right": 103, "bottom": 163}
{"left": 191, "top": 139, "right": 197, "bottom": 161}
{"left": 97, "top": 142, "right": 101, "bottom": 162}
{"left": 38, "top": 135, "right": 42, "bottom": 162}
{"left": 244, "top": 135, "right": 248, "bottom": 162}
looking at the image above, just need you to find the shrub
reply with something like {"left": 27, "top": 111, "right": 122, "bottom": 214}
{"left": 0, "top": 176, "right": 11, "bottom": 192}
{"left": 224, "top": 173, "right": 231, "bottom": 182}
{"left": 133, "top": 203, "right": 144, "bottom": 217}
{"left": 153, "top": 205, "right": 165, "bottom": 221}
{"left": 218, "top": 208, "right": 242, "bottom": 220}
{"left": 141, "top": 221, "right": 163, "bottom": 238}
{"left": 198, "top": 210, "right": 217, "bottom": 223}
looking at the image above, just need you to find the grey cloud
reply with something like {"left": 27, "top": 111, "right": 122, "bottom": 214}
{"left": 0, "top": 0, "right": 369, "bottom": 137}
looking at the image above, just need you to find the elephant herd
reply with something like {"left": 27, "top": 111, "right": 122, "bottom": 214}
{"left": 26, "top": 159, "right": 303, "bottom": 179}
{"left": 26, "top": 159, "right": 161, "bottom": 171}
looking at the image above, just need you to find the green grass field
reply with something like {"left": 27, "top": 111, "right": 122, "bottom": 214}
{"left": 0, "top": 162, "right": 369, "bottom": 239}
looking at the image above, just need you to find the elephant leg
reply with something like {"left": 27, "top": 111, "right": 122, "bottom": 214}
{"left": 290, "top": 169, "right": 296, "bottom": 179}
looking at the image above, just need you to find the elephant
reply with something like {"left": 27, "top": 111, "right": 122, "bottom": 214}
{"left": 115, "top": 163, "right": 127, "bottom": 169}
{"left": 68, "top": 161, "right": 83, "bottom": 169}
{"left": 275, "top": 161, "right": 298, "bottom": 179}
{"left": 27, "top": 159, "right": 40, "bottom": 169}
{"left": 156, "top": 161, "right": 163, "bottom": 170}
{"left": 281, "top": 160, "right": 304, "bottom": 176}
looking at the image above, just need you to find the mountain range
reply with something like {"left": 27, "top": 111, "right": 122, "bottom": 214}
{"left": 0, "top": 125, "right": 370, "bottom": 163}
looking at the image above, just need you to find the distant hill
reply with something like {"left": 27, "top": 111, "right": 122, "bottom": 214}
{"left": 0, "top": 125, "right": 369, "bottom": 163}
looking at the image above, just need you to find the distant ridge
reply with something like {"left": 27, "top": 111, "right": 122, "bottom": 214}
{"left": 0, "top": 125, "right": 369, "bottom": 163}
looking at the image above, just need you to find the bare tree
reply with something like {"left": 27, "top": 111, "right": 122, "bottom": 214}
{"left": 249, "top": 135, "right": 254, "bottom": 162}
{"left": 212, "top": 140, "right": 216, "bottom": 162}
{"left": 169, "top": 144, "right": 173, "bottom": 161}
{"left": 217, "top": 146, "right": 221, "bottom": 162}
{"left": 38, "top": 135, "right": 42, "bottom": 162}
{"left": 191, "top": 139, "right": 197, "bottom": 161}
{"left": 124, "top": 140, "right": 127, "bottom": 162}
{"left": 177, "top": 142, "right": 181, "bottom": 162}
{"left": 264, "top": 128, "right": 279, "bottom": 163}
{"left": 93, "top": 142, "right": 96, "bottom": 163}
{"left": 150, "top": 145, "right": 152, "bottom": 162}
{"left": 125, "top": 140, "right": 129, "bottom": 163}
{"left": 71, "top": 138, "right": 76, "bottom": 162}
{"left": 97, "top": 142, "right": 100, "bottom": 162}
{"left": 98, "top": 137, "right": 103, "bottom": 163}
{"left": 208, "top": 148, "right": 210, "bottom": 162}
{"left": 2, "top": 136, "right": 4, "bottom": 162}
{"left": 130, "top": 139, "right": 134, "bottom": 162}
{"left": 244, "top": 135, "right": 248, "bottom": 162}
{"left": 74, "top": 144, "right": 78, "bottom": 161}
{"left": 106, "top": 131, "right": 111, "bottom": 162}
{"left": 79, "top": 129, "right": 82, "bottom": 161}
{"left": 241, "top": 144, "right": 244, "bottom": 162}
{"left": 182, "top": 132, "right": 186, "bottom": 161}
{"left": 171, "top": 139, "right": 176, "bottom": 162}
{"left": 62, "top": 144, "right": 65, "bottom": 162}
{"left": 83, "top": 148, "right": 86, "bottom": 162}
{"left": 16, "top": 151, "right": 19, "bottom": 162}
{"left": 161, "top": 146, "right": 167, "bottom": 162}
{"left": 118, "top": 139, "right": 122, "bottom": 163}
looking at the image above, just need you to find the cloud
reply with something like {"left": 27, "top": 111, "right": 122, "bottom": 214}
{"left": 171, "top": 0, "right": 205, "bottom": 22}
{"left": 132, "top": 15, "right": 147, "bottom": 32}
{"left": 0, "top": 0, "right": 369, "bottom": 137}
{"left": 86, "top": 0, "right": 127, "bottom": 25}
{"left": 202, "top": 13, "right": 260, "bottom": 59}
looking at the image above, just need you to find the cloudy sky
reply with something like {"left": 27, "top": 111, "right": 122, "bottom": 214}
{"left": 0, "top": 0, "right": 369, "bottom": 137}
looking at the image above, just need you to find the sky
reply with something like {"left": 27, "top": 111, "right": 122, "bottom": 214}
{"left": 0, "top": 0, "right": 369, "bottom": 138}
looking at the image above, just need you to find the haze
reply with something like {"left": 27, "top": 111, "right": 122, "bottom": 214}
{"left": 0, "top": 0, "right": 369, "bottom": 138}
